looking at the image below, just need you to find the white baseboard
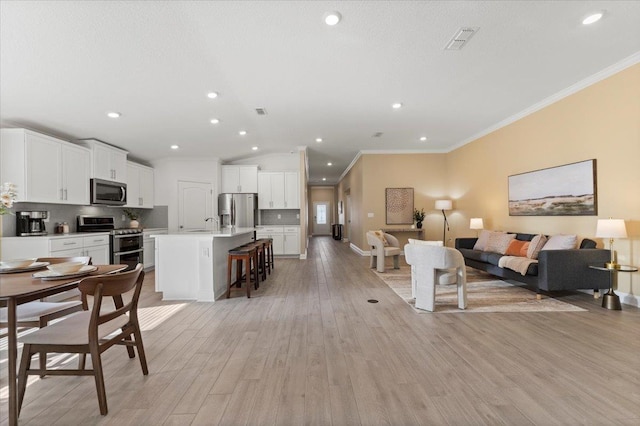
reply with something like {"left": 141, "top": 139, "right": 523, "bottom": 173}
{"left": 350, "top": 243, "right": 367, "bottom": 256}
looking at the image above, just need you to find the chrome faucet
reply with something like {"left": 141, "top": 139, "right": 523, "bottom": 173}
{"left": 205, "top": 216, "right": 219, "bottom": 230}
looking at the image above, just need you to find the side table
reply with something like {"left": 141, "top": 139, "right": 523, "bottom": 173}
{"left": 588, "top": 264, "right": 638, "bottom": 310}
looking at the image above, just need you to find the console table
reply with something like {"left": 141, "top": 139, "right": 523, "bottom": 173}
{"left": 588, "top": 264, "right": 638, "bottom": 310}
{"left": 381, "top": 228, "right": 424, "bottom": 240}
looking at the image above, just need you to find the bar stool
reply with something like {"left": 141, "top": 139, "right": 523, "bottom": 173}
{"left": 258, "top": 238, "right": 274, "bottom": 275}
{"left": 240, "top": 241, "right": 263, "bottom": 287}
{"left": 226, "top": 245, "right": 258, "bottom": 298}
{"left": 248, "top": 240, "right": 267, "bottom": 281}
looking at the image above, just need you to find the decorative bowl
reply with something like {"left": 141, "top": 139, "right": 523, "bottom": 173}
{"left": 0, "top": 258, "right": 37, "bottom": 269}
{"left": 47, "top": 261, "right": 85, "bottom": 274}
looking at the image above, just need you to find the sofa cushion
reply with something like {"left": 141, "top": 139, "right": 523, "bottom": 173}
{"left": 541, "top": 234, "right": 577, "bottom": 250}
{"left": 527, "top": 235, "right": 547, "bottom": 259}
{"left": 458, "top": 248, "right": 484, "bottom": 262}
{"left": 505, "top": 240, "right": 528, "bottom": 256}
{"left": 515, "top": 233, "right": 536, "bottom": 242}
{"left": 473, "top": 230, "right": 493, "bottom": 251}
{"left": 485, "top": 252, "right": 504, "bottom": 266}
{"left": 485, "top": 232, "right": 516, "bottom": 254}
{"left": 580, "top": 238, "right": 597, "bottom": 249}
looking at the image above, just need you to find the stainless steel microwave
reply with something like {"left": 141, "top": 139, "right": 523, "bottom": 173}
{"left": 90, "top": 178, "right": 127, "bottom": 206}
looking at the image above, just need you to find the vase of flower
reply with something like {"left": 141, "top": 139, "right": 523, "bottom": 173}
{"left": 123, "top": 208, "right": 140, "bottom": 228}
{"left": 413, "top": 207, "right": 425, "bottom": 229}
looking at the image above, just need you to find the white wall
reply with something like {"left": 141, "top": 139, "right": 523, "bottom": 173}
{"left": 152, "top": 157, "right": 221, "bottom": 232}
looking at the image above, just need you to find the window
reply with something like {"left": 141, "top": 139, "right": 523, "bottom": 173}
{"left": 316, "top": 204, "right": 327, "bottom": 224}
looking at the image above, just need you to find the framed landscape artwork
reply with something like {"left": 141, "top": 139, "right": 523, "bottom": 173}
{"left": 508, "top": 159, "right": 597, "bottom": 216}
{"left": 385, "top": 188, "right": 414, "bottom": 224}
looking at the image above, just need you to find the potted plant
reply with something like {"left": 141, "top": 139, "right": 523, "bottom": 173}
{"left": 123, "top": 208, "right": 141, "bottom": 228}
{"left": 413, "top": 208, "right": 425, "bottom": 229}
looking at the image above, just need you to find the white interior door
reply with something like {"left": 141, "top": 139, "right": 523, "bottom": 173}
{"left": 178, "top": 181, "right": 213, "bottom": 232}
{"left": 346, "top": 194, "right": 351, "bottom": 242}
{"left": 312, "top": 202, "right": 331, "bottom": 235}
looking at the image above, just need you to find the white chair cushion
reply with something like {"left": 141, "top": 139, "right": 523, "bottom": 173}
{"left": 408, "top": 239, "right": 443, "bottom": 246}
{"left": 19, "top": 311, "right": 129, "bottom": 346}
{"left": 0, "top": 301, "right": 82, "bottom": 322}
{"left": 383, "top": 247, "right": 401, "bottom": 256}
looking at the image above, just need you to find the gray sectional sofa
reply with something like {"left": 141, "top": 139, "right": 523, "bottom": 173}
{"left": 455, "top": 233, "right": 611, "bottom": 293}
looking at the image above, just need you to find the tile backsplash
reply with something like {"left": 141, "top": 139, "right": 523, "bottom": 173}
{"left": 260, "top": 209, "right": 300, "bottom": 225}
{"left": 1, "top": 203, "right": 168, "bottom": 236}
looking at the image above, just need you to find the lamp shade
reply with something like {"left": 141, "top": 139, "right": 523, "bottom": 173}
{"left": 470, "top": 218, "right": 484, "bottom": 230}
{"left": 595, "top": 219, "right": 627, "bottom": 238}
{"left": 435, "top": 199, "right": 452, "bottom": 210}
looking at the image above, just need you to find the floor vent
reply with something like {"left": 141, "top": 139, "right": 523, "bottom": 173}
{"left": 367, "top": 299, "right": 379, "bottom": 303}
{"left": 255, "top": 108, "right": 267, "bottom": 115}
{"left": 372, "top": 132, "right": 383, "bottom": 138}
{"left": 444, "top": 27, "right": 479, "bottom": 50}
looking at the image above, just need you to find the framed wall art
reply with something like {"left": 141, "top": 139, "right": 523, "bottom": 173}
{"left": 385, "top": 188, "right": 414, "bottom": 224}
{"left": 508, "top": 159, "right": 597, "bottom": 216}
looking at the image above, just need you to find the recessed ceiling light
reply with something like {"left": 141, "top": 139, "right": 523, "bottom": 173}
{"left": 322, "top": 177, "right": 327, "bottom": 181}
{"left": 170, "top": 145, "right": 179, "bottom": 150}
{"left": 107, "top": 112, "right": 121, "bottom": 118}
{"left": 327, "top": 162, "right": 333, "bottom": 166}
{"left": 583, "top": 12, "right": 604, "bottom": 25}
{"left": 207, "top": 92, "right": 218, "bottom": 99}
{"left": 251, "top": 146, "right": 259, "bottom": 151}
{"left": 315, "top": 138, "right": 323, "bottom": 143}
{"left": 239, "top": 130, "right": 247, "bottom": 136}
{"left": 210, "top": 118, "right": 220, "bottom": 124}
{"left": 392, "top": 103, "right": 403, "bottom": 109}
{"left": 324, "top": 11, "right": 341, "bottom": 26}
{"left": 419, "top": 136, "right": 427, "bottom": 142}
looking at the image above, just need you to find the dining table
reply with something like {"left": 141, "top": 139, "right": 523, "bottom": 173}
{"left": 0, "top": 264, "right": 127, "bottom": 426}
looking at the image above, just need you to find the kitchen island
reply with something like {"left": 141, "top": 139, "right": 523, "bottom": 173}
{"left": 153, "top": 228, "right": 254, "bottom": 301}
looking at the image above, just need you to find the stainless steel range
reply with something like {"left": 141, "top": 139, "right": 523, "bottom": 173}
{"left": 77, "top": 215, "right": 143, "bottom": 270}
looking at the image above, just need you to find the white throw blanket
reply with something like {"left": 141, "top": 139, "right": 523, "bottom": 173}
{"left": 498, "top": 256, "right": 538, "bottom": 276}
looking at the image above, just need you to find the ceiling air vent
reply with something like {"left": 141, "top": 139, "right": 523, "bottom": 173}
{"left": 255, "top": 108, "right": 267, "bottom": 115}
{"left": 372, "top": 132, "right": 383, "bottom": 138}
{"left": 444, "top": 27, "right": 479, "bottom": 50}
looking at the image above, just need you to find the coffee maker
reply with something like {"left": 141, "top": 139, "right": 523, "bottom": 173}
{"left": 16, "top": 211, "right": 48, "bottom": 236}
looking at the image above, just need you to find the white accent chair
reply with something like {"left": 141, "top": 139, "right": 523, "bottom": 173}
{"left": 407, "top": 239, "right": 443, "bottom": 298}
{"left": 404, "top": 244, "right": 467, "bottom": 312}
{"left": 366, "top": 231, "right": 401, "bottom": 273}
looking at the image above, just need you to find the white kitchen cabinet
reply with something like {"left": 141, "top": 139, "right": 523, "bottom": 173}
{"left": 78, "top": 139, "right": 128, "bottom": 183}
{"left": 126, "top": 161, "right": 154, "bottom": 209}
{"left": 258, "top": 172, "right": 285, "bottom": 209}
{"left": 283, "top": 226, "right": 300, "bottom": 255}
{"left": 221, "top": 165, "right": 258, "bottom": 193}
{"left": 257, "top": 171, "right": 298, "bottom": 209}
{"left": 0, "top": 129, "right": 90, "bottom": 205}
{"left": 284, "top": 172, "right": 299, "bottom": 209}
{"left": 82, "top": 235, "right": 110, "bottom": 265}
{"left": 256, "top": 226, "right": 299, "bottom": 255}
{"left": 143, "top": 229, "right": 167, "bottom": 270}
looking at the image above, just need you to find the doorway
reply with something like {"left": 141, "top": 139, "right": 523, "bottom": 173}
{"left": 312, "top": 201, "right": 331, "bottom": 235}
{"left": 178, "top": 180, "right": 213, "bottom": 232}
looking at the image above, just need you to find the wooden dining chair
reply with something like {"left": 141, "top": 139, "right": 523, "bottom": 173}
{"left": 16, "top": 264, "right": 148, "bottom": 416}
{"left": 0, "top": 256, "right": 91, "bottom": 372}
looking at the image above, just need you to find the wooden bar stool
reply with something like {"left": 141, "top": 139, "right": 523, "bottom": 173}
{"left": 258, "top": 238, "right": 274, "bottom": 275}
{"left": 250, "top": 240, "right": 267, "bottom": 281}
{"left": 226, "top": 245, "right": 258, "bottom": 298}
{"left": 240, "top": 241, "right": 263, "bottom": 288}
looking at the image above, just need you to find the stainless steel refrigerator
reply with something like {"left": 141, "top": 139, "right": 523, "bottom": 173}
{"left": 218, "top": 193, "right": 258, "bottom": 228}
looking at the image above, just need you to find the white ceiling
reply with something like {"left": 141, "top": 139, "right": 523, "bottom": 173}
{"left": 1, "top": 1, "right": 639, "bottom": 185}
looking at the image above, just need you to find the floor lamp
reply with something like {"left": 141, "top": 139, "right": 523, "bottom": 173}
{"left": 435, "top": 200, "right": 452, "bottom": 245}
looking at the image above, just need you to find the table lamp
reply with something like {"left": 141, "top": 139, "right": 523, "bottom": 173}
{"left": 470, "top": 218, "right": 483, "bottom": 236}
{"left": 595, "top": 218, "right": 627, "bottom": 269}
{"left": 435, "top": 199, "right": 452, "bottom": 244}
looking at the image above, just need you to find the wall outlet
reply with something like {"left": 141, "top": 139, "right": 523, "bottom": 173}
{"left": 296, "top": 213, "right": 300, "bottom": 219}
{"left": 122, "top": 214, "right": 126, "bottom": 221}
{"left": 368, "top": 212, "right": 374, "bottom": 218}
{"left": 277, "top": 214, "right": 281, "bottom": 219}
{"left": 43, "top": 212, "right": 50, "bottom": 222}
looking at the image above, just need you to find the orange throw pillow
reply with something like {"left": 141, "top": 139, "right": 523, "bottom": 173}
{"left": 505, "top": 239, "right": 527, "bottom": 256}
{"left": 520, "top": 242, "right": 530, "bottom": 257}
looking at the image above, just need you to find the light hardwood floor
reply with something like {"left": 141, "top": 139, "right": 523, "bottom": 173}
{"left": 2, "top": 236, "right": 639, "bottom": 425}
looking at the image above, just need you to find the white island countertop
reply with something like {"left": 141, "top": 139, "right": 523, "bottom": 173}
{"left": 153, "top": 228, "right": 255, "bottom": 301}
{"left": 156, "top": 227, "right": 255, "bottom": 238}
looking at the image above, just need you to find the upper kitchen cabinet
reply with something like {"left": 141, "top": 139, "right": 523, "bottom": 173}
{"left": 0, "top": 128, "right": 90, "bottom": 205}
{"left": 257, "top": 171, "right": 299, "bottom": 209}
{"left": 221, "top": 165, "right": 258, "bottom": 193}
{"left": 78, "top": 139, "right": 128, "bottom": 183}
{"left": 126, "top": 161, "right": 154, "bottom": 209}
